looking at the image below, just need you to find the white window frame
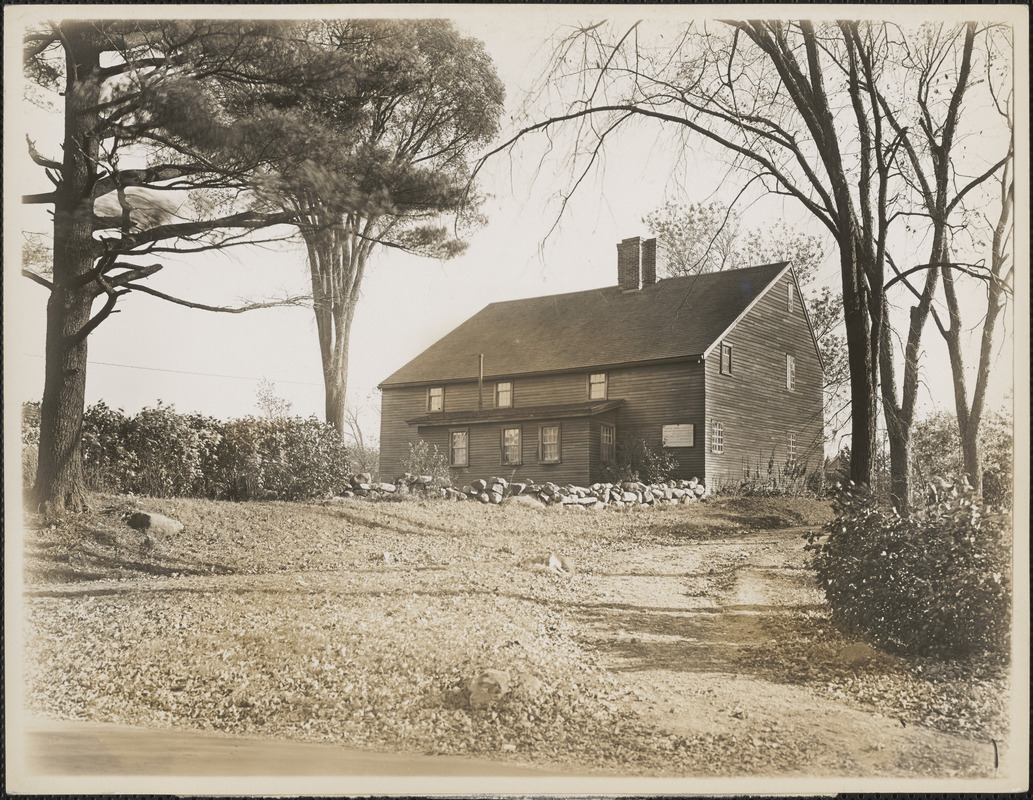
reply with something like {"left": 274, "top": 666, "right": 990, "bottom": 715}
{"left": 787, "top": 431, "right": 797, "bottom": 470}
{"left": 788, "top": 282, "right": 796, "bottom": 313}
{"left": 501, "top": 426, "right": 522, "bottom": 466}
{"left": 601, "top": 424, "right": 616, "bottom": 463}
{"left": 786, "top": 354, "right": 796, "bottom": 391}
{"left": 711, "top": 420, "right": 724, "bottom": 454}
{"left": 495, "top": 381, "right": 513, "bottom": 409}
{"left": 428, "top": 386, "right": 444, "bottom": 412}
{"left": 588, "top": 372, "right": 608, "bottom": 400}
{"left": 450, "top": 428, "right": 469, "bottom": 467}
{"left": 540, "top": 424, "right": 561, "bottom": 464}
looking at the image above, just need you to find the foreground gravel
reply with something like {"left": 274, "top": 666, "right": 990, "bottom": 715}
{"left": 21, "top": 495, "right": 1015, "bottom": 779}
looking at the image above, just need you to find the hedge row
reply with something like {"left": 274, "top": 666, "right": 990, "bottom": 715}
{"left": 23, "top": 401, "right": 352, "bottom": 501}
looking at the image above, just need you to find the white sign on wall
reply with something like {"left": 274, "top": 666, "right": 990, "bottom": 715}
{"left": 662, "top": 424, "right": 695, "bottom": 448}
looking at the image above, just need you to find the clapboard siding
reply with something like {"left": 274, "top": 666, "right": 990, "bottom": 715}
{"left": 381, "top": 361, "right": 710, "bottom": 483}
{"left": 411, "top": 418, "right": 591, "bottom": 486}
{"left": 607, "top": 362, "right": 707, "bottom": 482}
{"left": 379, "top": 386, "right": 428, "bottom": 478}
{"left": 380, "top": 265, "right": 823, "bottom": 488}
{"left": 703, "top": 271, "right": 823, "bottom": 488}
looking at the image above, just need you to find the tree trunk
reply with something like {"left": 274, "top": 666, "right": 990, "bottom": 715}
{"left": 322, "top": 305, "right": 354, "bottom": 433}
{"left": 32, "top": 26, "right": 103, "bottom": 515}
{"left": 303, "top": 211, "right": 370, "bottom": 433}
{"left": 839, "top": 237, "right": 878, "bottom": 488}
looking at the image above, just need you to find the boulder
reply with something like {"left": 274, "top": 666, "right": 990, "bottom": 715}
{"left": 125, "top": 512, "right": 184, "bottom": 537}
{"left": 377, "top": 482, "right": 397, "bottom": 493}
{"left": 469, "top": 669, "right": 511, "bottom": 710}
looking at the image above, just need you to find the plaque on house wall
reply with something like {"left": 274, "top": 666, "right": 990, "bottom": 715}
{"left": 662, "top": 424, "right": 694, "bottom": 448}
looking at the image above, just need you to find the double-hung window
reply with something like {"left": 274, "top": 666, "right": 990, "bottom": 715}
{"left": 540, "top": 425, "right": 561, "bottom": 463}
{"left": 588, "top": 372, "right": 607, "bottom": 400}
{"left": 501, "top": 427, "right": 521, "bottom": 465}
{"left": 450, "top": 429, "right": 469, "bottom": 467}
{"left": 786, "top": 354, "right": 796, "bottom": 391}
{"left": 788, "top": 282, "right": 796, "bottom": 313}
{"left": 601, "top": 424, "right": 616, "bottom": 463}
{"left": 428, "top": 386, "right": 444, "bottom": 412}
{"left": 720, "top": 342, "right": 733, "bottom": 375}
{"left": 787, "top": 431, "right": 797, "bottom": 470}
{"left": 495, "top": 381, "right": 513, "bottom": 408}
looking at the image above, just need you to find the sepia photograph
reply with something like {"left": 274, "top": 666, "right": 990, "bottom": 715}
{"left": 4, "top": 3, "right": 1028, "bottom": 795}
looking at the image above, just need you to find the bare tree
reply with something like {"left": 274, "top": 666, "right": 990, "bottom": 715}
{"left": 477, "top": 18, "right": 1013, "bottom": 495}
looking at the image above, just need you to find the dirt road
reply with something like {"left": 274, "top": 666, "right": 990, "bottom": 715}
{"left": 576, "top": 526, "right": 1004, "bottom": 778}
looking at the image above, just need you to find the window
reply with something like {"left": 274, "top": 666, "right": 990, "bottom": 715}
{"left": 495, "top": 381, "right": 512, "bottom": 408}
{"left": 428, "top": 386, "right": 443, "bottom": 412}
{"left": 502, "top": 427, "right": 521, "bottom": 465}
{"left": 786, "top": 354, "right": 796, "bottom": 391}
{"left": 588, "top": 372, "right": 607, "bottom": 400}
{"left": 601, "top": 424, "right": 616, "bottom": 463}
{"left": 787, "top": 431, "right": 797, "bottom": 470}
{"left": 788, "top": 282, "right": 796, "bottom": 313}
{"left": 540, "top": 425, "right": 561, "bottom": 463}
{"left": 720, "top": 342, "right": 733, "bottom": 375}
{"left": 450, "top": 429, "right": 469, "bottom": 467}
{"left": 711, "top": 420, "right": 724, "bottom": 454}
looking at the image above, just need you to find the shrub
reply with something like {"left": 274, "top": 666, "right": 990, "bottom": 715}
{"left": 604, "top": 436, "right": 679, "bottom": 484}
{"left": 121, "top": 402, "right": 218, "bottom": 497}
{"left": 398, "top": 440, "right": 453, "bottom": 485}
{"left": 911, "top": 408, "right": 1014, "bottom": 510}
{"left": 215, "top": 415, "right": 350, "bottom": 501}
{"left": 81, "top": 401, "right": 135, "bottom": 492}
{"left": 806, "top": 482, "right": 1012, "bottom": 658}
{"left": 720, "top": 452, "right": 816, "bottom": 497}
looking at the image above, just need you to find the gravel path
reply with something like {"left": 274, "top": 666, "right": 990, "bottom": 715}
{"left": 575, "top": 527, "right": 1004, "bottom": 778}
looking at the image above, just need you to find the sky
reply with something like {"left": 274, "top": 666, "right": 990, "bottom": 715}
{"left": 4, "top": 4, "right": 1028, "bottom": 456}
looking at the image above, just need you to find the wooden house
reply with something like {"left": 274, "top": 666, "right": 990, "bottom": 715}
{"left": 378, "top": 236, "right": 824, "bottom": 489}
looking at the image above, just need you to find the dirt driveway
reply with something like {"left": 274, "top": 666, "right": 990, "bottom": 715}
{"left": 574, "top": 526, "right": 1004, "bottom": 778}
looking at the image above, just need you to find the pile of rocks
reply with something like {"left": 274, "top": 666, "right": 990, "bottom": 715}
{"left": 335, "top": 472, "right": 710, "bottom": 508}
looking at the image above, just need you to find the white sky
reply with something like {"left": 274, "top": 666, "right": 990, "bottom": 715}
{"left": 4, "top": 5, "right": 1028, "bottom": 453}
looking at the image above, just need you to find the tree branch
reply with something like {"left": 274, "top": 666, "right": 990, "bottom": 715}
{"left": 21, "top": 269, "right": 54, "bottom": 290}
{"left": 23, "top": 192, "right": 58, "bottom": 204}
{"left": 121, "top": 284, "right": 310, "bottom": 313}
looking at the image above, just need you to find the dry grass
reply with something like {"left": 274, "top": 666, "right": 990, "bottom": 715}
{"left": 21, "top": 493, "right": 1007, "bottom": 775}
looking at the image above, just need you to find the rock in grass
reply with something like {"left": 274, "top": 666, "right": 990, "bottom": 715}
{"left": 837, "top": 642, "right": 879, "bottom": 667}
{"left": 125, "top": 511, "right": 184, "bottom": 536}
{"left": 501, "top": 494, "right": 546, "bottom": 510}
{"left": 469, "top": 669, "right": 511, "bottom": 710}
{"left": 548, "top": 553, "right": 574, "bottom": 576}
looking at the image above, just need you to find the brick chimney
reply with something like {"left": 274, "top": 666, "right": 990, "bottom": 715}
{"left": 616, "top": 236, "right": 657, "bottom": 291}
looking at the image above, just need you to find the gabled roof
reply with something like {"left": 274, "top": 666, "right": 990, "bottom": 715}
{"left": 380, "top": 262, "right": 791, "bottom": 387}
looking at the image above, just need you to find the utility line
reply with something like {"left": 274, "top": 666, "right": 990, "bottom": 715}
{"left": 19, "top": 353, "right": 339, "bottom": 388}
